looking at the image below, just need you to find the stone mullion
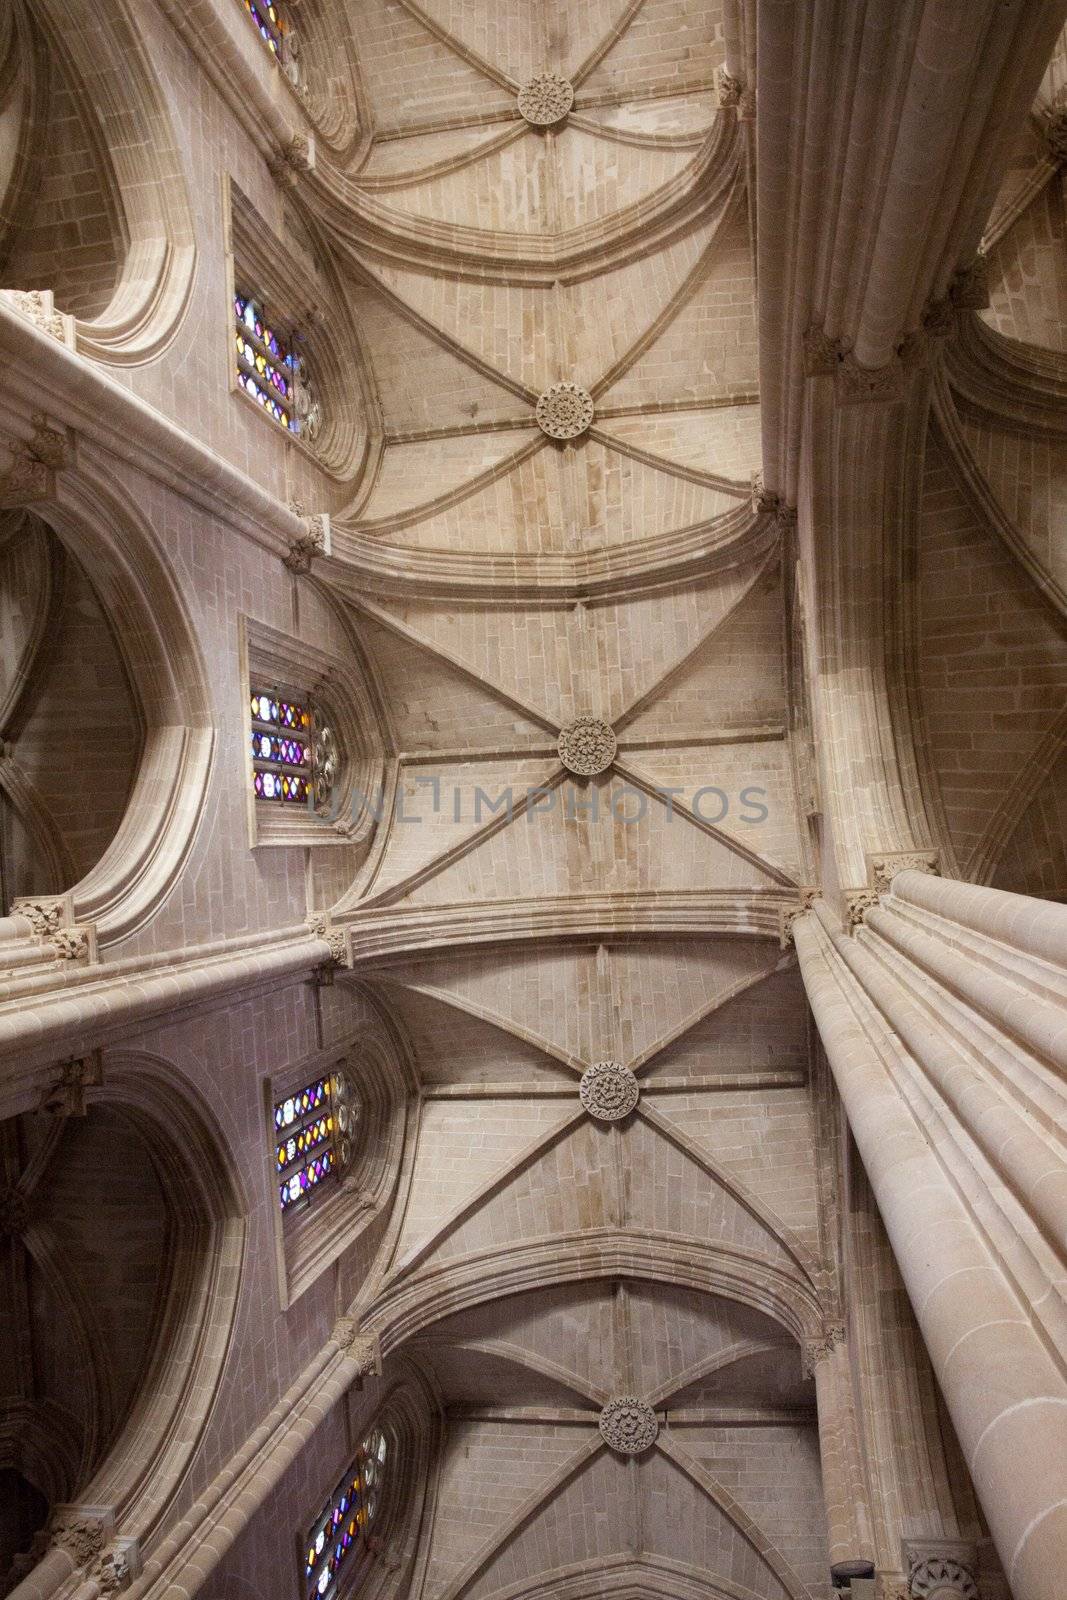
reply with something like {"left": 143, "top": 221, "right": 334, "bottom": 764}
{"left": 793, "top": 899, "right": 1067, "bottom": 1600}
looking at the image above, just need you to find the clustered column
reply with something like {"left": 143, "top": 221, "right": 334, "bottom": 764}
{"left": 793, "top": 873, "right": 1067, "bottom": 1600}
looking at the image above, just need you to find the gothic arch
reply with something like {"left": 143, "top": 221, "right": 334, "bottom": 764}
{"left": 67, "top": 1047, "right": 247, "bottom": 1536}
{"left": 1, "top": 0, "right": 196, "bottom": 363}
{"left": 32, "top": 465, "right": 213, "bottom": 945}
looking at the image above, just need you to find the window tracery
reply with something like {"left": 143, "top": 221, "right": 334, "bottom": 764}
{"left": 274, "top": 1066, "right": 358, "bottom": 1214}
{"left": 304, "top": 1429, "right": 388, "bottom": 1600}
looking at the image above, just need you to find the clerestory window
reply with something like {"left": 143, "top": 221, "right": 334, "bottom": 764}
{"left": 234, "top": 291, "right": 319, "bottom": 438}
{"left": 303, "top": 1429, "right": 389, "bottom": 1600}
{"left": 250, "top": 687, "right": 337, "bottom": 808}
{"left": 274, "top": 1066, "right": 359, "bottom": 1215}
{"left": 243, "top": 0, "right": 285, "bottom": 58}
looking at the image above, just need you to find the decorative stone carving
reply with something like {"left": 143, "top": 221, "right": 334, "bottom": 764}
{"left": 0, "top": 1185, "right": 29, "bottom": 1237}
{"left": 949, "top": 256, "right": 989, "bottom": 312}
{"left": 0, "top": 290, "right": 75, "bottom": 347}
{"left": 12, "top": 896, "right": 67, "bottom": 937}
{"left": 717, "top": 67, "right": 743, "bottom": 109}
{"left": 801, "top": 1321, "right": 845, "bottom": 1378}
{"left": 536, "top": 382, "right": 594, "bottom": 440}
{"left": 268, "top": 132, "right": 314, "bottom": 187}
{"left": 579, "top": 1061, "right": 639, "bottom": 1122}
{"left": 332, "top": 1318, "right": 383, "bottom": 1376}
{"left": 293, "top": 358, "right": 321, "bottom": 442}
{"left": 48, "top": 928, "right": 91, "bottom": 961}
{"left": 48, "top": 1510, "right": 109, "bottom": 1565}
{"left": 517, "top": 72, "right": 574, "bottom": 126}
{"left": 738, "top": 85, "right": 757, "bottom": 121}
{"left": 0, "top": 414, "right": 68, "bottom": 510}
{"left": 307, "top": 915, "right": 348, "bottom": 971}
{"left": 598, "top": 1397, "right": 659, "bottom": 1455}
{"left": 313, "top": 722, "right": 338, "bottom": 808}
{"left": 779, "top": 890, "right": 819, "bottom": 949}
{"left": 557, "top": 716, "right": 616, "bottom": 776}
{"left": 867, "top": 851, "right": 940, "bottom": 894}
{"left": 802, "top": 327, "right": 840, "bottom": 377}
{"left": 280, "top": 28, "right": 303, "bottom": 91}
{"left": 91, "top": 1550, "right": 133, "bottom": 1594}
{"left": 903, "top": 1541, "right": 978, "bottom": 1600}
{"left": 1044, "top": 108, "right": 1067, "bottom": 165}
{"left": 835, "top": 350, "right": 905, "bottom": 405}
{"left": 284, "top": 511, "right": 330, "bottom": 574}
{"left": 39, "top": 1054, "right": 102, "bottom": 1118}
{"left": 844, "top": 889, "right": 880, "bottom": 932}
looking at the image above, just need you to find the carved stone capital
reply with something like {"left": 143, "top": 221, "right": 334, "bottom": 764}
{"left": 599, "top": 1397, "right": 658, "bottom": 1455}
{"left": 90, "top": 1544, "right": 138, "bottom": 1595}
{"left": 268, "top": 131, "right": 315, "bottom": 186}
{"left": 716, "top": 67, "right": 743, "bottom": 109}
{"left": 738, "top": 85, "right": 756, "bottom": 121}
{"left": 844, "top": 889, "right": 880, "bottom": 932}
{"left": 802, "top": 326, "right": 841, "bottom": 377}
{"left": 307, "top": 915, "right": 349, "bottom": 974}
{"left": 903, "top": 1540, "right": 978, "bottom": 1600}
{"left": 0, "top": 290, "right": 76, "bottom": 348}
{"left": 0, "top": 415, "right": 69, "bottom": 510}
{"left": 284, "top": 512, "right": 331, "bottom": 574}
{"left": 779, "top": 889, "right": 819, "bottom": 948}
{"left": 866, "top": 851, "right": 940, "bottom": 895}
{"left": 949, "top": 256, "right": 989, "bottom": 312}
{"left": 38, "top": 1053, "right": 103, "bottom": 1118}
{"left": 12, "top": 895, "right": 69, "bottom": 937}
{"left": 835, "top": 350, "right": 905, "bottom": 405}
{"left": 332, "top": 1318, "right": 383, "bottom": 1375}
{"left": 801, "top": 1320, "right": 845, "bottom": 1378}
{"left": 47, "top": 926, "right": 93, "bottom": 962}
{"left": 46, "top": 1506, "right": 113, "bottom": 1566}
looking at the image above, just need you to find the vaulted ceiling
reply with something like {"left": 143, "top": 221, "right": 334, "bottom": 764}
{"left": 293, "top": 6, "right": 832, "bottom": 1598}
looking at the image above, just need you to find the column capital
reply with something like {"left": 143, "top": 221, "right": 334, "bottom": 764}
{"left": 902, "top": 1540, "right": 978, "bottom": 1599}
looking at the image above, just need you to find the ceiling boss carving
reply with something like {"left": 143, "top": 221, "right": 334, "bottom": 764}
{"left": 579, "top": 1061, "right": 639, "bottom": 1121}
{"left": 517, "top": 72, "right": 575, "bottom": 127}
{"left": 535, "top": 383, "right": 595, "bottom": 439}
{"left": 557, "top": 716, "right": 617, "bottom": 775}
{"left": 599, "top": 1398, "right": 659, "bottom": 1455}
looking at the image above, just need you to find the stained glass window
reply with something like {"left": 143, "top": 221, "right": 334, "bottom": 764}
{"left": 304, "top": 1429, "right": 388, "bottom": 1600}
{"left": 275, "top": 1067, "right": 358, "bottom": 1214}
{"left": 251, "top": 688, "right": 312, "bottom": 803}
{"left": 243, "top": 0, "right": 286, "bottom": 57}
{"left": 234, "top": 291, "right": 302, "bottom": 432}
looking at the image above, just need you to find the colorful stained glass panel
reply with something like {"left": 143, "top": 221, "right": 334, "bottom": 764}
{"left": 251, "top": 685, "right": 312, "bottom": 803}
{"left": 303, "top": 1430, "right": 388, "bottom": 1600}
{"left": 234, "top": 293, "right": 299, "bottom": 433}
